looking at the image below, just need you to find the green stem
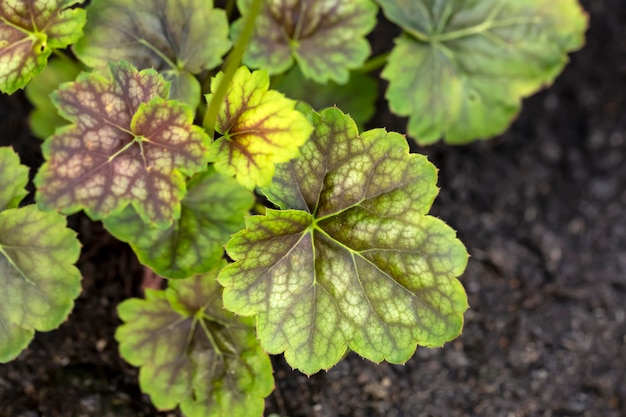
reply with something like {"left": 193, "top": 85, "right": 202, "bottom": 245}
{"left": 202, "top": 0, "right": 264, "bottom": 138}
{"left": 225, "top": 0, "right": 237, "bottom": 19}
{"left": 357, "top": 52, "right": 390, "bottom": 73}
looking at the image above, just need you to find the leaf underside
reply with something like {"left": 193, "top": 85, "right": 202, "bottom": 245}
{"left": 103, "top": 167, "right": 254, "bottom": 279}
{"left": 73, "top": 0, "right": 231, "bottom": 108}
{"left": 237, "top": 0, "right": 378, "bottom": 83}
{"left": 206, "top": 66, "right": 313, "bottom": 190}
{"left": 218, "top": 108, "right": 469, "bottom": 374}
{"left": 0, "top": 205, "right": 81, "bottom": 363}
{"left": 35, "top": 61, "right": 211, "bottom": 227}
{"left": 0, "top": 0, "right": 85, "bottom": 94}
{"left": 116, "top": 268, "right": 274, "bottom": 417}
{"left": 379, "top": 0, "right": 588, "bottom": 144}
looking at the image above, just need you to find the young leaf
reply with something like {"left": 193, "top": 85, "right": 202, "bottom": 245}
{"left": 0, "top": 205, "right": 81, "bottom": 363}
{"left": 25, "top": 58, "right": 81, "bottom": 139}
{"left": 205, "top": 66, "right": 313, "bottom": 190}
{"left": 103, "top": 167, "right": 254, "bottom": 279}
{"left": 218, "top": 108, "right": 469, "bottom": 374}
{"left": 273, "top": 66, "right": 377, "bottom": 130}
{"left": 0, "top": 0, "right": 85, "bottom": 94}
{"left": 35, "top": 61, "right": 211, "bottom": 227}
{"left": 0, "top": 147, "right": 29, "bottom": 211}
{"left": 378, "top": 0, "right": 587, "bottom": 144}
{"left": 116, "top": 267, "right": 274, "bottom": 417}
{"left": 73, "top": 0, "right": 231, "bottom": 108}
{"left": 235, "top": 0, "right": 378, "bottom": 83}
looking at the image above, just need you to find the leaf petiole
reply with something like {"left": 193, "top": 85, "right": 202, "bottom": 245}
{"left": 202, "top": 0, "right": 263, "bottom": 137}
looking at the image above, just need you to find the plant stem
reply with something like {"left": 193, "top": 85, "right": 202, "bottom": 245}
{"left": 202, "top": 0, "right": 263, "bottom": 138}
{"left": 357, "top": 52, "right": 390, "bottom": 73}
{"left": 225, "top": 0, "right": 237, "bottom": 19}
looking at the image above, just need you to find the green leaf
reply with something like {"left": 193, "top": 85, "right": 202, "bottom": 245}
{"left": 103, "top": 167, "right": 254, "bottom": 279}
{"left": 236, "top": 0, "right": 378, "bottom": 83}
{"left": 73, "top": 0, "right": 231, "bottom": 108}
{"left": 273, "top": 66, "right": 377, "bottom": 130}
{"left": 0, "top": 147, "right": 29, "bottom": 211}
{"left": 0, "top": 205, "right": 81, "bottom": 363}
{"left": 379, "top": 0, "right": 588, "bottom": 145}
{"left": 35, "top": 61, "right": 211, "bottom": 228}
{"left": 116, "top": 267, "right": 274, "bottom": 417}
{"left": 0, "top": 0, "right": 86, "bottom": 94}
{"left": 218, "top": 108, "right": 468, "bottom": 374}
{"left": 25, "top": 58, "right": 81, "bottom": 139}
{"left": 205, "top": 66, "right": 313, "bottom": 190}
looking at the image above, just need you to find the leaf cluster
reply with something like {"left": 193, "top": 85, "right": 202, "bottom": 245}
{"left": 0, "top": 0, "right": 587, "bottom": 416}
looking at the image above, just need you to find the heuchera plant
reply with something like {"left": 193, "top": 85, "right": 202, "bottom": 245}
{"left": 0, "top": 0, "right": 586, "bottom": 415}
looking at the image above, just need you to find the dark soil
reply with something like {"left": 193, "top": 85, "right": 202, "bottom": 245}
{"left": 1, "top": 1, "right": 625, "bottom": 416}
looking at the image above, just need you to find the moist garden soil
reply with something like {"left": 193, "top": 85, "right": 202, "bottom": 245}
{"left": 1, "top": 0, "right": 625, "bottom": 416}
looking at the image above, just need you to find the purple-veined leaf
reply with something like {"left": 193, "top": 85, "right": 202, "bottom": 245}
{"left": 35, "top": 61, "right": 211, "bottom": 228}
{"left": 218, "top": 108, "right": 469, "bottom": 374}
{"left": 236, "top": 0, "right": 377, "bottom": 83}
{"left": 116, "top": 266, "right": 274, "bottom": 417}
{"left": 0, "top": 0, "right": 85, "bottom": 94}
{"left": 205, "top": 66, "right": 313, "bottom": 189}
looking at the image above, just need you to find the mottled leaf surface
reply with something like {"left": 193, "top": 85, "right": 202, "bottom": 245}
{"left": 103, "top": 168, "right": 254, "bottom": 279}
{"left": 236, "top": 0, "right": 377, "bottom": 83}
{"left": 25, "top": 58, "right": 81, "bottom": 139}
{"left": 35, "top": 61, "right": 211, "bottom": 227}
{"left": 273, "top": 66, "right": 377, "bottom": 130}
{"left": 0, "top": 0, "right": 85, "bottom": 93}
{"left": 379, "top": 0, "right": 587, "bottom": 144}
{"left": 73, "top": 0, "right": 231, "bottom": 107}
{"left": 0, "top": 147, "right": 29, "bottom": 211}
{"left": 116, "top": 268, "right": 274, "bottom": 417}
{"left": 206, "top": 66, "right": 312, "bottom": 189}
{"left": 219, "top": 108, "right": 468, "bottom": 374}
{"left": 0, "top": 205, "right": 81, "bottom": 363}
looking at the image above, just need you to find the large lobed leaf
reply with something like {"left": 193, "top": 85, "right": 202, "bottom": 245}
{"left": 73, "top": 0, "right": 231, "bottom": 108}
{"left": 379, "top": 0, "right": 588, "bottom": 144}
{"left": 218, "top": 108, "right": 469, "bottom": 374}
{"left": 116, "top": 267, "right": 274, "bottom": 417}
{"left": 35, "top": 61, "right": 211, "bottom": 228}
{"left": 0, "top": 0, "right": 85, "bottom": 94}
{"left": 206, "top": 66, "right": 313, "bottom": 190}
{"left": 103, "top": 167, "right": 254, "bottom": 279}
{"left": 236, "top": 0, "right": 377, "bottom": 83}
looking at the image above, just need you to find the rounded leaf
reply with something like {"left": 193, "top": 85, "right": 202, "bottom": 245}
{"left": 379, "top": 0, "right": 588, "bottom": 144}
{"left": 0, "top": 205, "right": 81, "bottom": 363}
{"left": 116, "top": 268, "right": 274, "bottom": 417}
